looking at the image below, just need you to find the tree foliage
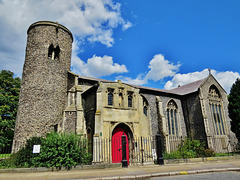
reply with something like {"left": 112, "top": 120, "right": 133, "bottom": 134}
{"left": 0, "top": 70, "right": 21, "bottom": 149}
{"left": 228, "top": 78, "right": 240, "bottom": 138}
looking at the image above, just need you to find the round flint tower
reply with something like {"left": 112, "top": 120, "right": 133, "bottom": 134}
{"left": 12, "top": 21, "right": 73, "bottom": 152}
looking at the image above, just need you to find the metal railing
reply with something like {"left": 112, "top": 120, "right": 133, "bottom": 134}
{"left": 0, "top": 136, "right": 239, "bottom": 168}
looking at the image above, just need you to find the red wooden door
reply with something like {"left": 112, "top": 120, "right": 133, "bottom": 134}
{"left": 112, "top": 127, "right": 129, "bottom": 164}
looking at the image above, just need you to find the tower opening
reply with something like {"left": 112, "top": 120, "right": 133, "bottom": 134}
{"left": 55, "top": 45, "right": 60, "bottom": 59}
{"left": 48, "top": 44, "right": 60, "bottom": 60}
{"left": 48, "top": 44, "right": 54, "bottom": 58}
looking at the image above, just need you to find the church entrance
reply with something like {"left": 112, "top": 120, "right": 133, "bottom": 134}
{"left": 111, "top": 125, "right": 131, "bottom": 164}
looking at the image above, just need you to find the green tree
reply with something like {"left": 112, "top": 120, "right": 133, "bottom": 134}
{"left": 228, "top": 78, "right": 240, "bottom": 139}
{"left": 0, "top": 70, "right": 21, "bottom": 149}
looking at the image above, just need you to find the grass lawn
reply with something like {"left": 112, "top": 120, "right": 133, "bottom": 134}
{"left": 215, "top": 152, "right": 240, "bottom": 157}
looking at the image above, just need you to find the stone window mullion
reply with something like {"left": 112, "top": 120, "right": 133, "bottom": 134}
{"left": 128, "top": 94, "right": 133, "bottom": 108}
{"left": 221, "top": 102, "right": 227, "bottom": 134}
{"left": 171, "top": 109, "right": 174, "bottom": 135}
{"left": 218, "top": 104, "right": 225, "bottom": 135}
{"left": 167, "top": 109, "right": 171, "bottom": 134}
{"left": 174, "top": 109, "right": 178, "bottom": 136}
{"left": 214, "top": 103, "right": 221, "bottom": 135}
{"left": 172, "top": 109, "right": 175, "bottom": 135}
{"left": 209, "top": 85, "right": 226, "bottom": 136}
{"left": 209, "top": 102, "right": 215, "bottom": 134}
{"left": 107, "top": 89, "right": 114, "bottom": 106}
{"left": 215, "top": 104, "right": 223, "bottom": 135}
{"left": 211, "top": 103, "right": 219, "bottom": 135}
{"left": 166, "top": 100, "right": 178, "bottom": 136}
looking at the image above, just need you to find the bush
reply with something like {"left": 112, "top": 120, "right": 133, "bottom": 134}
{"left": 15, "top": 136, "right": 43, "bottom": 167}
{"left": 0, "top": 136, "right": 43, "bottom": 168}
{"left": 204, "top": 148, "right": 215, "bottom": 157}
{"left": 178, "top": 138, "right": 206, "bottom": 158}
{"left": 164, "top": 138, "right": 216, "bottom": 159}
{"left": 32, "top": 132, "right": 92, "bottom": 169}
{"left": 0, "top": 132, "right": 92, "bottom": 169}
{"left": 0, "top": 152, "right": 19, "bottom": 168}
{"left": 163, "top": 151, "right": 182, "bottom": 159}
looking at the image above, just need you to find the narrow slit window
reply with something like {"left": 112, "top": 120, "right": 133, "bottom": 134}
{"left": 48, "top": 44, "right": 54, "bottom": 58}
{"left": 143, "top": 106, "right": 148, "bottom": 116}
{"left": 55, "top": 45, "right": 60, "bottom": 59}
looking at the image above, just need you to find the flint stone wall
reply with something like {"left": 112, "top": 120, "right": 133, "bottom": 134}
{"left": 12, "top": 21, "right": 73, "bottom": 152}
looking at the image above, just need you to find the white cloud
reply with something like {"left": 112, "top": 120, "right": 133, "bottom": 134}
{"left": 212, "top": 70, "right": 240, "bottom": 93}
{"left": 72, "top": 54, "right": 128, "bottom": 77}
{"left": 146, "top": 54, "right": 181, "bottom": 81}
{"left": 71, "top": 39, "right": 128, "bottom": 77}
{"left": 122, "top": 21, "right": 132, "bottom": 31}
{"left": 116, "top": 74, "right": 147, "bottom": 85}
{"left": 0, "top": 0, "right": 130, "bottom": 76}
{"left": 117, "top": 54, "right": 181, "bottom": 85}
{"left": 164, "top": 69, "right": 209, "bottom": 89}
{"left": 164, "top": 68, "right": 240, "bottom": 94}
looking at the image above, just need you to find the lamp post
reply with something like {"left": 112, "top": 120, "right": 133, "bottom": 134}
{"left": 156, "top": 133, "right": 164, "bottom": 165}
{"left": 121, "top": 134, "right": 128, "bottom": 167}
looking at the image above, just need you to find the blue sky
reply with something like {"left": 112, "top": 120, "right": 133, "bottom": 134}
{"left": 0, "top": 0, "right": 239, "bottom": 93}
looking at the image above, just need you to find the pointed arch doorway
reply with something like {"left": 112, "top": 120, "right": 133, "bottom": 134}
{"left": 111, "top": 124, "right": 132, "bottom": 164}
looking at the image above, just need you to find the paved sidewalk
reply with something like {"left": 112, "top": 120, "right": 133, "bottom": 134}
{"left": 0, "top": 159, "right": 240, "bottom": 180}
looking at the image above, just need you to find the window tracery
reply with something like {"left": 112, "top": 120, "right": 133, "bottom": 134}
{"left": 108, "top": 89, "right": 114, "bottom": 106}
{"left": 208, "top": 85, "right": 226, "bottom": 135}
{"left": 128, "top": 92, "right": 133, "bottom": 108}
{"left": 166, "top": 100, "right": 178, "bottom": 136}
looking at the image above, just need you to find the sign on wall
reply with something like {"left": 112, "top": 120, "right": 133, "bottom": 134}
{"left": 33, "top": 145, "right": 41, "bottom": 153}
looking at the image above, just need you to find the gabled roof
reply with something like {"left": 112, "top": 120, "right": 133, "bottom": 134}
{"left": 78, "top": 75, "right": 174, "bottom": 94}
{"left": 78, "top": 75, "right": 113, "bottom": 83}
{"left": 131, "top": 84, "right": 173, "bottom": 94}
{"left": 76, "top": 73, "right": 213, "bottom": 96}
{"left": 168, "top": 78, "right": 207, "bottom": 95}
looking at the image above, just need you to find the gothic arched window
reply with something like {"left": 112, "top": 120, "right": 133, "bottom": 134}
{"left": 108, "top": 89, "right": 114, "bottom": 106}
{"left": 208, "top": 85, "right": 226, "bottom": 135}
{"left": 128, "top": 93, "right": 133, "bottom": 108}
{"left": 166, "top": 100, "right": 178, "bottom": 136}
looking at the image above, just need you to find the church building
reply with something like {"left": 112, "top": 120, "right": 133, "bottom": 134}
{"left": 12, "top": 21, "right": 237, "bottom": 164}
